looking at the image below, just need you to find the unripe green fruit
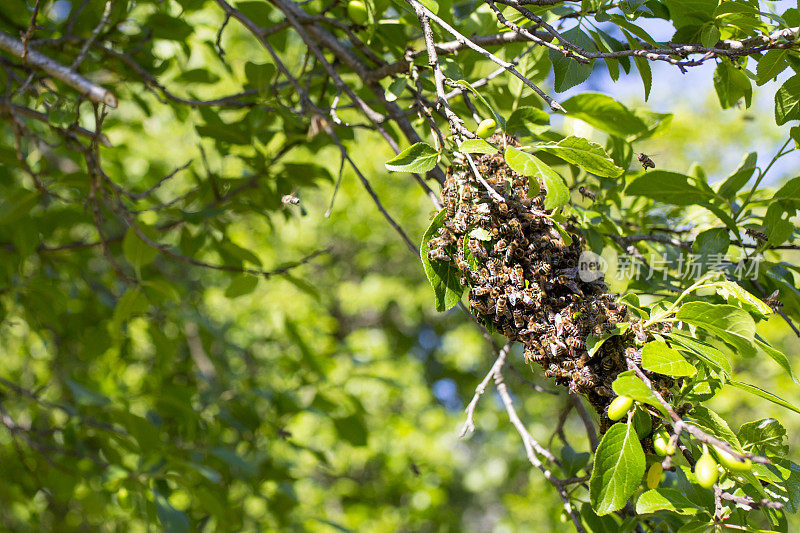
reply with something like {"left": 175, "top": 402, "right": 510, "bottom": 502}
{"left": 646, "top": 462, "right": 663, "bottom": 489}
{"left": 695, "top": 447, "right": 719, "bottom": 488}
{"left": 607, "top": 395, "right": 634, "bottom": 421}
{"left": 475, "top": 118, "right": 496, "bottom": 139}
{"left": 347, "top": 0, "right": 368, "bottom": 24}
{"left": 712, "top": 445, "right": 753, "bottom": 472}
{"left": 653, "top": 429, "right": 675, "bottom": 456}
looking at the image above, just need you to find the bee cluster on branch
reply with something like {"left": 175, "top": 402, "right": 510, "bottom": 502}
{"left": 427, "top": 136, "right": 674, "bottom": 416}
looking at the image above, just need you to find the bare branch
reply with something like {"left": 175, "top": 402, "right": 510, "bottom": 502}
{"left": 0, "top": 30, "right": 117, "bottom": 107}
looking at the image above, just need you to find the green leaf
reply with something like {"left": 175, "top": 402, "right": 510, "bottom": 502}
{"left": 700, "top": 24, "right": 720, "bottom": 47}
{"left": 757, "top": 50, "right": 789, "bottom": 86}
{"left": 589, "top": 422, "right": 646, "bottom": 515}
{"left": 459, "top": 139, "right": 497, "bottom": 154}
{"left": 717, "top": 152, "right": 757, "bottom": 200}
{"left": 505, "top": 106, "right": 550, "bottom": 137}
{"left": 663, "top": 0, "right": 717, "bottom": 28}
{"left": 244, "top": 62, "right": 276, "bottom": 94}
{"left": 641, "top": 341, "right": 696, "bottom": 377}
{"left": 550, "top": 28, "right": 596, "bottom": 93}
{"left": 112, "top": 288, "right": 149, "bottom": 326}
{"left": 675, "top": 302, "right": 756, "bottom": 356}
{"left": 385, "top": 143, "right": 439, "bottom": 173}
{"left": 123, "top": 226, "right": 159, "bottom": 270}
{"left": 225, "top": 275, "right": 259, "bottom": 298}
{"left": 560, "top": 93, "right": 648, "bottom": 138}
{"left": 612, "top": 371, "right": 667, "bottom": 416}
{"left": 419, "top": 209, "right": 464, "bottom": 312}
{"left": 146, "top": 13, "right": 193, "bottom": 41}
{"left": 66, "top": 379, "right": 110, "bottom": 407}
{"left": 774, "top": 176, "right": 800, "bottom": 201}
{"left": 739, "top": 418, "right": 788, "bottom": 456}
{"left": 622, "top": 30, "right": 652, "bottom": 100}
{"left": 534, "top": 136, "right": 624, "bottom": 178}
{"left": 626, "top": 171, "right": 713, "bottom": 205}
{"left": 728, "top": 380, "right": 800, "bottom": 415}
{"left": 755, "top": 338, "right": 800, "bottom": 385}
{"left": 714, "top": 61, "right": 752, "bottom": 109}
{"left": 636, "top": 488, "right": 701, "bottom": 515}
{"left": 333, "top": 414, "right": 368, "bottom": 446}
{"left": 775, "top": 76, "right": 800, "bottom": 125}
{"left": 665, "top": 332, "right": 732, "bottom": 375}
{"left": 714, "top": 280, "right": 771, "bottom": 318}
{"left": 384, "top": 77, "right": 406, "bottom": 102}
{"left": 0, "top": 190, "right": 40, "bottom": 224}
{"left": 692, "top": 228, "right": 730, "bottom": 274}
{"left": 504, "top": 147, "right": 568, "bottom": 208}
{"left": 676, "top": 520, "right": 715, "bottom": 533}
{"left": 153, "top": 489, "right": 190, "bottom": 533}
{"left": 587, "top": 323, "right": 630, "bottom": 357}
{"left": 687, "top": 405, "right": 741, "bottom": 450}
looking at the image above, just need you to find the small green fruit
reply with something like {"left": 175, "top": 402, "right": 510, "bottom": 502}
{"left": 653, "top": 429, "right": 675, "bottom": 456}
{"left": 646, "top": 462, "right": 663, "bottom": 489}
{"left": 475, "top": 118, "right": 497, "bottom": 139}
{"left": 607, "top": 395, "right": 634, "bottom": 421}
{"left": 712, "top": 445, "right": 753, "bottom": 472}
{"left": 347, "top": 0, "right": 368, "bottom": 25}
{"left": 695, "top": 446, "right": 719, "bottom": 489}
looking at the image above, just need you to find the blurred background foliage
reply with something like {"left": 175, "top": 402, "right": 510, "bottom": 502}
{"left": 0, "top": 0, "right": 798, "bottom": 531}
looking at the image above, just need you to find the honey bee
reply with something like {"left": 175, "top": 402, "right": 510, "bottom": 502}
{"left": 513, "top": 309, "right": 525, "bottom": 328}
{"left": 281, "top": 193, "right": 300, "bottom": 206}
{"left": 578, "top": 186, "right": 596, "bottom": 201}
{"left": 638, "top": 152, "right": 655, "bottom": 170}
{"left": 427, "top": 248, "right": 449, "bottom": 261}
{"left": 513, "top": 265, "right": 525, "bottom": 289}
{"left": 566, "top": 336, "right": 584, "bottom": 350}
{"left": 763, "top": 289, "right": 783, "bottom": 311}
{"left": 496, "top": 202, "right": 509, "bottom": 215}
{"left": 596, "top": 385, "right": 614, "bottom": 397}
{"left": 468, "top": 238, "right": 487, "bottom": 260}
{"left": 601, "top": 356, "right": 616, "bottom": 373}
{"left": 625, "top": 347, "right": 642, "bottom": 366}
{"left": 471, "top": 285, "right": 491, "bottom": 296}
{"left": 493, "top": 239, "right": 508, "bottom": 255}
{"left": 574, "top": 369, "right": 596, "bottom": 389}
{"left": 534, "top": 261, "right": 552, "bottom": 275}
{"left": 524, "top": 345, "right": 546, "bottom": 363}
{"left": 495, "top": 295, "right": 509, "bottom": 320}
{"left": 501, "top": 321, "right": 517, "bottom": 339}
{"left": 745, "top": 228, "right": 768, "bottom": 242}
{"left": 508, "top": 218, "right": 522, "bottom": 235}
{"left": 453, "top": 210, "right": 468, "bottom": 232}
{"left": 455, "top": 257, "right": 471, "bottom": 272}
{"left": 469, "top": 297, "right": 489, "bottom": 315}
{"left": 563, "top": 322, "right": 580, "bottom": 337}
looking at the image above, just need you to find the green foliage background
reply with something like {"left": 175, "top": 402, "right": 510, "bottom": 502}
{"left": 0, "top": 0, "right": 799, "bottom": 531}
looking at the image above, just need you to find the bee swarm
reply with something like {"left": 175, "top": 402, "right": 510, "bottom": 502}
{"left": 427, "top": 135, "right": 674, "bottom": 416}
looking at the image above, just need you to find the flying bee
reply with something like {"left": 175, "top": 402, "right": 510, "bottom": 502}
{"left": 281, "top": 193, "right": 300, "bottom": 206}
{"left": 578, "top": 186, "right": 596, "bottom": 201}
{"left": 763, "top": 289, "right": 783, "bottom": 312}
{"left": 638, "top": 152, "right": 655, "bottom": 170}
{"left": 745, "top": 228, "right": 768, "bottom": 242}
